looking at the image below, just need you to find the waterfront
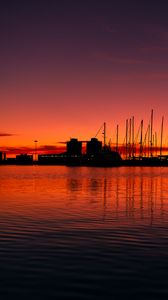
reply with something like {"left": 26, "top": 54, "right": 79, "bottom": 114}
{"left": 0, "top": 166, "right": 168, "bottom": 299}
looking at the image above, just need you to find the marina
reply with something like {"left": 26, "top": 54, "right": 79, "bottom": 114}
{"left": 1, "top": 111, "right": 168, "bottom": 167}
{"left": 1, "top": 2, "right": 168, "bottom": 299}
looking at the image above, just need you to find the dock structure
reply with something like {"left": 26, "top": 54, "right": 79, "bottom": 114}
{"left": 1, "top": 110, "right": 168, "bottom": 167}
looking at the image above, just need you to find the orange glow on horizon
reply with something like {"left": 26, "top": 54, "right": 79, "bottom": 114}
{"left": 1, "top": 108, "right": 168, "bottom": 157}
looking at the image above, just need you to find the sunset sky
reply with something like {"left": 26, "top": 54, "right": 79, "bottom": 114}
{"left": 1, "top": 1, "right": 168, "bottom": 154}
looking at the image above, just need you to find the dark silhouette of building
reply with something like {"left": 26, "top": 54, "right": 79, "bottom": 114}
{"left": 66, "top": 138, "right": 82, "bottom": 156}
{"left": 0, "top": 152, "right": 2, "bottom": 162}
{"left": 16, "top": 154, "right": 33, "bottom": 164}
{"left": 6, "top": 157, "right": 16, "bottom": 164}
{"left": 38, "top": 153, "right": 67, "bottom": 165}
{"left": 86, "top": 138, "right": 102, "bottom": 156}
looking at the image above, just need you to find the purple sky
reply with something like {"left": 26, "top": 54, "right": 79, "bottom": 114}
{"left": 1, "top": 1, "right": 168, "bottom": 151}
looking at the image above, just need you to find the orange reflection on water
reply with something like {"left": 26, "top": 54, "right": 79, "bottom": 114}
{"left": 0, "top": 166, "right": 168, "bottom": 228}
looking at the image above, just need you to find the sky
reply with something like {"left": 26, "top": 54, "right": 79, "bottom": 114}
{"left": 1, "top": 0, "right": 168, "bottom": 154}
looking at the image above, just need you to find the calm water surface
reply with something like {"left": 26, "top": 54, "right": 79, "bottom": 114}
{"left": 0, "top": 166, "right": 168, "bottom": 299}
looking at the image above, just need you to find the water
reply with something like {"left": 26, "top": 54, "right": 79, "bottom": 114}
{"left": 0, "top": 166, "right": 168, "bottom": 299}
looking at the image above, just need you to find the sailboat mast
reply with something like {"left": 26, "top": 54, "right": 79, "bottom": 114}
{"left": 160, "top": 116, "right": 164, "bottom": 157}
{"left": 116, "top": 124, "right": 119, "bottom": 152}
{"left": 150, "top": 109, "right": 153, "bottom": 157}
{"left": 103, "top": 122, "right": 106, "bottom": 147}
{"left": 129, "top": 118, "right": 132, "bottom": 158}
{"left": 140, "top": 120, "right": 143, "bottom": 157}
{"left": 132, "top": 116, "right": 134, "bottom": 158}
{"left": 126, "top": 119, "right": 128, "bottom": 159}
{"left": 155, "top": 132, "right": 157, "bottom": 156}
{"left": 148, "top": 124, "right": 150, "bottom": 157}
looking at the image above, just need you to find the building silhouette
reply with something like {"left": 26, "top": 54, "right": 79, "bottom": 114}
{"left": 16, "top": 154, "right": 33, "bottom": 164}
{"left": 86, "top": 138, "right": 102, "bottom": 156}
{"left": 66, "top": 138, "right": 82, "bottom": 156}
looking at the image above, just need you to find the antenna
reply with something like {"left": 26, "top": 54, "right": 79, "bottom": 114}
{"left": 34, "top": 140, "right": 38, "bottom": 161}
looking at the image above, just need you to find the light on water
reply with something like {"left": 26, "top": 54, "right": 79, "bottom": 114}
{"left": 0, "top": 166, "right": 168, "bottom": 299}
